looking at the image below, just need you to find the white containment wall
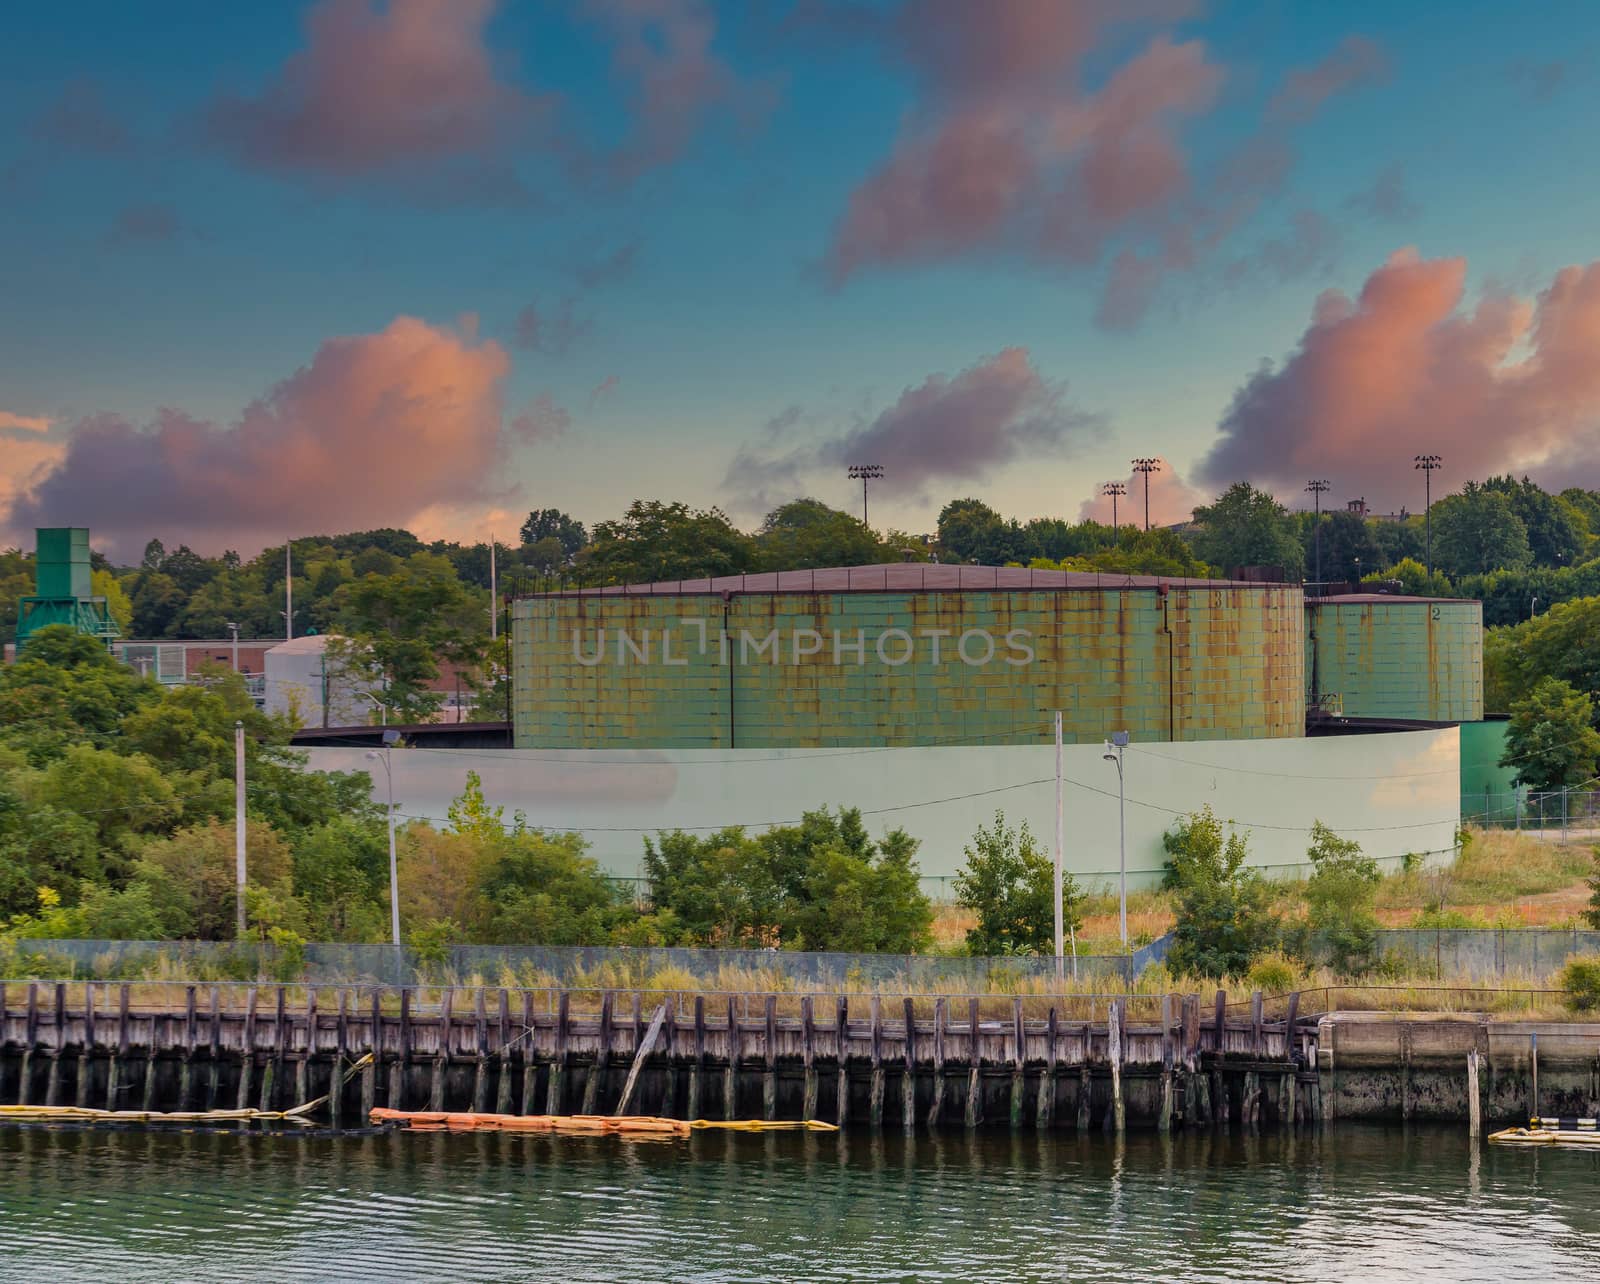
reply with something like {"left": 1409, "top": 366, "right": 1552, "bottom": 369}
{"left": 304, "top": 728, "right": 1460, "bottom": 895}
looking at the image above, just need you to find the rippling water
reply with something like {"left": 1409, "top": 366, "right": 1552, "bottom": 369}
{"left": 1, "top": 1124, "right": 1597, "bottom": 1281}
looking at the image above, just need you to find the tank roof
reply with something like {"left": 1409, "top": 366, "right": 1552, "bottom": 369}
{"left": 524, "top": 563, "right": 1296, "bottom": 598}
{"left": 1310, "top": 593, "right": 1478, "bottom": 605}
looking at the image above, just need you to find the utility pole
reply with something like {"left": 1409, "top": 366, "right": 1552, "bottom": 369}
{"left": 234, "top": 720, "right": 247, "bottom": 939}
{"left": 226, "top": 621, "right": 240, "bottom": 673}
{"left": 1103, "top": 481, "right": 1126, "bottom": 532}
{"left": 489, "top": 536, "right": 497, "bottom": 641}
{"left": 847, "top": 464, "right": 883, "bottom": 527}
{"left": 1305, "top": 480, "right": 1330, "bottom": 591}
{"left": 367, "top": 731, "right": 402, "bottom": 948}
{"left": 284, "top": 540, "right": 293, "bottom": 640}
{"left": 1054, "top": 710, "right": 1064, "bottom": 982}
{"left": 1132, "top": 459, "right": 1161, "bottom": 531}
{"left": 1102, "top": 732, "right": 1129, "bottom": 949}
{"left": 1415, "top": 454, "right": 1442, "bottom": 577}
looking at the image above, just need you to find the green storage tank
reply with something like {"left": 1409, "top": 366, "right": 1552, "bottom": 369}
{"left": 33, "top": 527, "right": 92, "bottom": 600}
{"left": 1305, "top": 595, "right": 1483, "bottom": 723}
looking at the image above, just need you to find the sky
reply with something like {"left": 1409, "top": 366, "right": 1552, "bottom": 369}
{"left": 3, "top": 0, "right": 1600, "bottom": 561}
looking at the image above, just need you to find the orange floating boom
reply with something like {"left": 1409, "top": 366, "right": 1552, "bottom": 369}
{"left": 368, "top": 1108, "right": 838, "bottom": 1135}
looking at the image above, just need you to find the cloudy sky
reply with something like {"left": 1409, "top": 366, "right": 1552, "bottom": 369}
{"left": 3, "top": 0, "right": 1599, "bottom": 559}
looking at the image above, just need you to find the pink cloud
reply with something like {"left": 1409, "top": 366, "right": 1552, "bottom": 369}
{"left": 1200, "top": 249, "right": 1600, "bottom": 508}
{"left": 203, "top": 0, "right": 541, "bottom": 179}
{"left": 33, "top": 78, "right": 132, "bottom": 154}
{"left": 4, "top": 317, "right": 519, "bottom": 559}
{"left": 0, "top": 411, "right": 52, "bottom": 433}
{"left": 1077, "top": 457, "right": 1205, "bottom": 528}
{"left": 1266, "top": 35, "right": 1389, "bottom": 125}
{"left": 726, "top": 347, "right": 1102, "bottom": 503}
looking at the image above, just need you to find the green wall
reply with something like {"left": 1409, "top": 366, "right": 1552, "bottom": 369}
{"left": 1306, "top": 599, "right": 1483, "bottom": 722}
{"left": 512, "top": 585, "right": 1305, "bottom": 749}
{"left": 1460, "top": 717, "right": 1519, "bottom": 823}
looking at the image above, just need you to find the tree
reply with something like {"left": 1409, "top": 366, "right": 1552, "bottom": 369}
{"left": 1300, "top": 821, "right": 1380, "bottom": 975}
{"left": 585, "top": 500, "right": 756, "bottom": 584}
{"left": 1189, "top": 483, "right": 1304, "bottom": 579}
{"left": 518, "top": 508, "right": 587, "bottom": 557}
{"left": 1483, "top": 475, "right": 1585, "bottom": 568}
{"left": 133, "top": 818, "right": 294, "bottom": 940}
{"left": 1484, "top": 597, "right": 1600, "bottom": 718}
{"left": 1163, "top": 805, "right": 1277, "bottom": 978}
{"left": 1429, "top": 483, "right": 1532, "bottom": 578}
{"left": 479, "top": 829, "right": 630, "bottom": 946}
{"left": 1501, "top": 678, "right": 1600, "bottom": 792}
{"left": 936, "top": 498, "right": 1033, "bottom": 565}
{"left": 953, "top": 810, "right": 1080, "bottom": 956}
{"left": 1362, "top": 556, "right": 1454, "bottom": 598}
{"left": 755, "top": 499, "right": 884, "bottom": 570}
{"left": 1307, "top": 510, "right": 1382, "bottom": 584}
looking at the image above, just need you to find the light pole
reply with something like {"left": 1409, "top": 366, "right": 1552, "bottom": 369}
{"left": 848, "top": 463, "right": 884, "bottom": 527}
{"left": 1103, "top": 481, "right": 1126, "bottom": 532}
{"left": 366, "top": 730, "right": 402, "bottom": 948}
{"left": 234, "top": 719, "right": 247, "bottom": 939}
{"left": 226, "top": 621, "right": 240, "bottom": 673}
{"left": 1305, "top": 480, "right": 1329, "bottom": 591}
{"left": 1415, "top": 454, "right": 1442, "bottom": 577}
{"left": 360, "top": 691, "right": 389, "bottom": 727}
{"left": 1102, "top": 731, "right": 1129, "bottom": 949}
{"left": 1531, "top": 595, "right": 1539, "bottom": 619}
{"left": 1132, "top": 459, "right": 1161, "bottom": 531}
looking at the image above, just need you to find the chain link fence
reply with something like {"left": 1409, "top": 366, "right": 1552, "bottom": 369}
{"left": 1373, "top": 927, "right": 1600, "bottom": 980}
{"left": 1462, "top": 787, "right": 1600, "bottom": 838}
{"left": 11, "top": 936, "right": 1172, "bottom": 988}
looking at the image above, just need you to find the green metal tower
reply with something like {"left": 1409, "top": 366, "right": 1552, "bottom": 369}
{"left": 15, "top": 527, "right": 120, "bottom": 649}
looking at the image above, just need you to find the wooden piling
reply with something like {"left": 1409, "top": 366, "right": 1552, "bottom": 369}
{"left": 363, "top": 989, "right": 380, "bottom": 1119}
{"left": 926, "top": 997, "right": 946, "bottom": 1128}
{"left": 762, "top": 995, "right": 778, "bottom": 1121}
{"left": 77, "top": 983, "right": 96, "bottom": 1108}
{"left": 1157, "top": 994, "right": 1173, "bottom": 1134}
{"left": 964, "top": 998, "right": 982, "bottom": 1129}
{"left": 659, "top": 999, "right": 677, "bottom": 1118}
{"left": 429, "top": 989, "right": 451, "bottom": 1113}
{"left": 392, "top": 988, "right": 411, "bottom": 1112}
{"left": 580, "top": 992, "right": 610, "bottom": 1115}
{"left": 1076, "top": 1021, "right": 1091, "bottom": 1132}
{"left": 688, "top": 996, "right": 706, "bottom": 1120}
{"left": 802, "top": 996, "right": 818, "bottom": 1122}
{"left": 867, "top": 997, "right": 883, "bottom": 1127}
{"left": 901, "top": 998, "right": 915, "bottom": 1132}
{"left": 1467, "top": 1048, "right": 1481, "bottom": 1140}
{"left": 1036, "top": 1006, "right": 1057, "bottom": 1129}
{"left": 1282, "top": 991, "right": 1300, "bottom": 1127}
{"left": 44, "top": 983, "right": 66, "bottom": 1107}
{"left": 724, "top": 996, "right": 739, "bottom": 1120}
{"left": 472, "top": 989, "right": 489, "bottom": 1115}
{"left": 206, "top": 987, "right": 222, "bottom": 1111}
{"left": 615, "top": 1003, "right": 666, "bottom": 1116}
{"left": 520, "top": 991, "right": 538, "bottom": 1115}
{"left": 20, "top": 983, "right": 37, "bottom": 1106}
{"left": 1109, "top": 999, "right": 1125, "bottom": 1134}
{"left": 295, "top": 989, "right": 315, "bottom": 1110}
{"left": 1009, "top": 998, "right": 1026, "bottom": 1129}
{"left": 547, "top": 991, "right": 569, "bottom": 1115}
{"left": 836, "top": 996, "right": 850, "bottom": 1128}
{"left": 1211, "top": 990, "right": 1228, "bottom": 1127}
{"left": 495, "top": 990, "right": 513, "bottom": 1116}
{"left": 236, "top": 987, "right": 256, "bottom": 1111}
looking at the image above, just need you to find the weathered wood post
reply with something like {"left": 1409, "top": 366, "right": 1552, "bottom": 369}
{"left": 836, "top": 996, "right": 850, "bottom": 1127}
{"left": 658, "top": 998, "right": 678, "bottom": 1118}
{"left": 363, "top": 989, "right": 380, "bottom": 1119}
{"left": 1109, "top": 999, "right": 1125, "bottom": 1134}
{"left": 1282, "top": 991, "right": 1300, "bottom": 1128}
{"left": 762, "top": 995, "right": 778, "bottom": 1121}
{"left": 1009, "top": 998, "right": 1026, "bottom": 1130}
{"left": 867, "top": 996, "right": 883, "bottom": 1127}
{"left": 724, "top": 996, "right": 740, "bottom": 1120}
{"left": 965, "top": 998, "right": 982, "bottom": 1129}
{"left": 331, "top": 989, "right": 349, "bottom": 1128}
{"left": 1157, "top": 994, "right": 1174, "bottom": 1133}
{"left": 1211, "top": 989, "right": 1228, "bottom": 1126}
{"left": 926, "top": 997, "right": 946, "bottom": 1128}
{"left": 581, "top": 992, "right": 611, "bottom": 1115}
{"left": 295, "top": 988, "right": 316, "bottom": 1109}
{"left": 236, "top": 987, "right": 257, "bottom": 1111}
{"left": 1036, "top": 1005, "right": 1057, "bottom": 1129}
{"left": 615, "top": 1003, "right": 666, "bottom": 1117}
{"left": 77, "top": 983, "right": 96, "bottom": 1108}
{"left": 428, "top": 988, "right": 452, "bottom": 1113}
{"left": 19, "top": 983, "right": 39, "bottom": 1107}
{"left": 546, "top": 991, "right": 569, "bottom": 1115}
{"left": 1530, "top": 1031, "right": 1539, "bottom": 1123}
{"left": 1467, "top": 1048, "right": 1482, "bottom": 1140}
{"left": 392, "top": 988, "right": 411, "bottom": 1112}
{"left": 801, "top": 996, "right": 818, "bottom": 1122}
{"left": 1076, "top": 1018, "right": 1091, "bottom": 1132}
{"left": 520, "top": 992, "right": 538, "bottom": 1115}
{"left": 111, "top": 984, "right": 132, "bottom": 1110}
{"left": 901, "top": 997, "right": 916, "bottom": 1132}
{"left": 688, "top": 995, "right": 706, "bottom": 1119}
{"left": 469, "top": 988, "right": 488, "bottom": 1114}
{"left": 495, "top": 989, "right": 513, "bottom": 1115}
{"left": 206, "top": 986, "right": 223, "bottom": 1111}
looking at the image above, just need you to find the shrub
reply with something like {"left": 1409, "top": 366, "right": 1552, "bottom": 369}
{"left": 953, "top": 810, "right": 1082, "bottom": 957}
{"left": 1302, "top": 821, "right": 1381, "bottom": 975}
{"left": 1163, "top": 806, "right": 1278, "bottom": 979}
{"left": 1559, "top": 955, "right": 1600, "bottom": 1013}
{"left": 1247, "top": 951, "right": 1301, "bottom": 994}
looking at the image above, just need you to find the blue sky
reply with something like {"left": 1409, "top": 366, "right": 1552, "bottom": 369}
{"left": 2, "top": 1, "right": 1598, "bottom": 556}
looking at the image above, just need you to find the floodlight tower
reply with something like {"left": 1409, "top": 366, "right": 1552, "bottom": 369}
{"left": 1102, "top": 481, "right": 1127, "bottom": 531}
{"left": 1415, "top": 455, "right": 1442, "bottom": 577}
{"left": 848, "top": 464, "right": 884, "bottom": 527}
{"left": 1131, "top": 459, "right": 1161, "bottom": 531}
{"left": 1306, "top": 479, "right": 1330, "bottom": 590}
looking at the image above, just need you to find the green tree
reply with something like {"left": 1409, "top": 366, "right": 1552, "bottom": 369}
{"left": 936, "top": 498, "right": 1034, "bottom": 565}
{"left": 1430, "top": 483, "right": 1532, "bottom": 578}
{"left": 584, "top": 500, "right": 756, "bottom": 583}
{"left": 755, "top": 499, "right": 885, "bottom": 569}
{"left": 131, "top": 818, "right": 295, "bottom": 940}
{"left": 479, "top": 830, "right": 630, "bottom": 946}
{"left": 1501, "top": 678, "right": 1600, "bottom": 792}
{"left": 1300, "top": 821, "right": 1381, "bottom": 975}
{"left": 1306, "top": 510, "right": 1382, "bottom": 584}
{"left": 1189, "top": 483, "right": 1305, "bottom": 579}
{"left": 1484, "top": 597, "right": 1600, "bottom": 719}
{"left": 1163, "top": 805, "right": 1277, "bottom": 978}
{"left": 1482, "top": 475, "right": 1585, "bottom": 568}
{"left": 953, "top": 810, "right": 1080, "bottom": 956}
{"left": 1361, "top": 556, "right": 1454, "bottom": 598}
{"left": 518, "top": 508, "right": 588, "bottom": 557}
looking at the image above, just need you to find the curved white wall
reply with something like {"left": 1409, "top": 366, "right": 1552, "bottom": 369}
{"left": 304, "top": 728, "right": 1460, "bottom": 893}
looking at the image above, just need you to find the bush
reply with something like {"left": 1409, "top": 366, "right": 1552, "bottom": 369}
{"left": 1163, "top": 806, "right": 1278, "bottom": 979}
{"left": 1559, "top": 955, "right": 1600, "bottom": 1012}
{"left": 953, "top": 810, "right": 1082, "bottom": 957}
{"left": 1247, "top": 951, "right": 1301, "bottom": 994}
{"left": 1301, "top": 821, "right": 1381, "bottom": 975}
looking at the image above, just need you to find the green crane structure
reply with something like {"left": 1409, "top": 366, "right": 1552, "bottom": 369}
{"left": 15, "top": 527, "right": 120, "bottom": 649}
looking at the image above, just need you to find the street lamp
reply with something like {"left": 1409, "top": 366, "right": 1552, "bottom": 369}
{"left": 359, "top": 691, "right": 389, "bottom": 727}
{"left": 1102, "top": 730, "right": 1129, "bottom": 949}
{"left": 1531, "top": 595, "right": 1539, "bottom": 619}
{"left": 1305, "top": 480, "right": 1330, "bottom": 592}
{"left": 1415, "top": 454, "right": 1442, "bottom": 577}
{"left": 226, "top": 621, "right": 240, "bottom": 673}
{"left": 1103, "top": 481, "right": 1126, "bottom": 532}
{"left": 1132, "top": 459, "right": 1161, "bottom": 531}
{"left": 365, "top": 729, "right": 402, "bottom": 948}
{"left": 847, "top": 463, "right": 884, "bottom": 527}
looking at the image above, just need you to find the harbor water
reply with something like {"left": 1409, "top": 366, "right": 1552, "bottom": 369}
{"left": 0, "top": 1124, "right": 1596, "bottom": 1281}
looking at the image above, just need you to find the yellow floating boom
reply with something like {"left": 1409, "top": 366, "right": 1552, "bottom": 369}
{"left": 367, "top": 1108, "right": 839, "bottom": 1136}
